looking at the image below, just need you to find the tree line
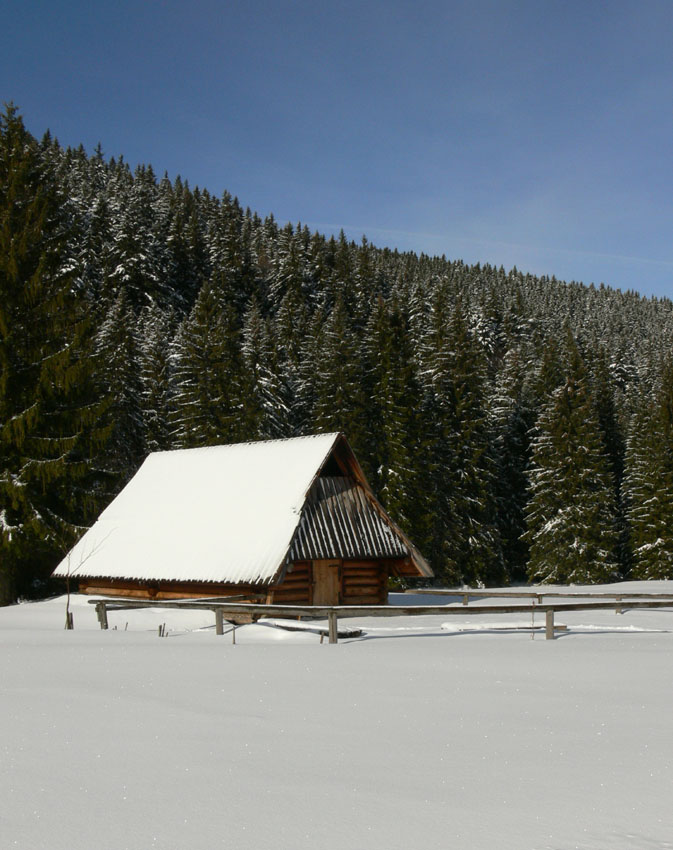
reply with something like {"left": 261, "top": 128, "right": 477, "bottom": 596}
{"left": 2, "top": 103, "right": 673, "bottom": 604}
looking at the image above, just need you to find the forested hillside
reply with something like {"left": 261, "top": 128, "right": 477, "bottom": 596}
{"left": 3, "top": 105, "right": 673, "bottom": 603}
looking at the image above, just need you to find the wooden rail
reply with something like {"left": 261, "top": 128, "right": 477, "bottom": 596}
{"left": 89, "top": 596, "right": 673, "bottom": 643}
{"left": 406, "top": 588, "right": 673, "bottom": 614}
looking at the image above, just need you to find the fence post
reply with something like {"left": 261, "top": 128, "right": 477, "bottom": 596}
{"left": 215, "top": 608, "right": 224, "bottom": 635}
{"left": 545, "top": 609, "right": 555, "bottom": 640}
{"left": 615, "top": 596, "right": 623, "bottom": 615}
{"left": 462, "top": 594, "right": 469, "bottom": 606}
{"left": 96, "top": 602, "right": 108, "bottom": 630}
{"left": 328, "top": 611, "right": 338, "bottom": 644}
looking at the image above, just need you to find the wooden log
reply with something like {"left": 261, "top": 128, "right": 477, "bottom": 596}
{"left": 328, "top": 611, "right": 338, "bottom": 644}
{"left": 410, "top": 588, "right": 673, "bottom": 601}
{"left": 340, "top": 595, "right": 381, "bottom": 605}
{"left": 342, "top": 569, "right": 380, "bottom": 579}
{"left": 80, "top": 578, "right": 264, "bottom": 600}
{"left": 343, "top": 587, "right": 381, "bottom": 595}
{"left": 545, "top": 609, "right": 554, "bottom": 640}
{"left": 344, "top": 578, "right": 383, "bottom": 592}
{"left": 215, "top": 608, "right": 224, "bottom": 635}
{"left": 271, "top": 591, "right": 310, "bottom": 602}
{"left": 88, "top": 598, "right": 673, "bottom": 625}
{"left": 96, "top": 602, "right": 108, "bottom": 630}
{"left": 343, "top": 577, "right": 384, "bottom": 587}
{"left": 343, "top": 561, "right": 377, "bottom": 568}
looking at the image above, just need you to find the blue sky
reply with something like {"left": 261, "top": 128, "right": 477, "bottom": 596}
{"left": 4, "top": 0, "right": 673, "bottom": 298}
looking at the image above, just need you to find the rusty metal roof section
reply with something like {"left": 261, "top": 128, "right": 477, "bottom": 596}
{"left": 290, "top": 477, "right": 409, "bottom": 561}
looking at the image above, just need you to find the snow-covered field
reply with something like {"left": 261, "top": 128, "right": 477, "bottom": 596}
{"left": 2, "top": 584, "right": 673, "bottom": 850}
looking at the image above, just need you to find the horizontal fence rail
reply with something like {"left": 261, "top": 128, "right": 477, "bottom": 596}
{"left": 407, "top": 589, "right": 673, "bottom": 611}
{"left": 89, "top": 595, "right": 673, "bottom": 643}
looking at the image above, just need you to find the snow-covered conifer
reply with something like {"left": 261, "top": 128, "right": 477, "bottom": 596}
{"left": 525, "top": 339, "right": 620, "bottom": 584}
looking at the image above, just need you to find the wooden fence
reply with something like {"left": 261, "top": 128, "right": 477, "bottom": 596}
{"left": 406, "top": 588, "right": 673, "bottom": 615}
{"left": 89, "top": 594, "right": 673, "bottom": 643}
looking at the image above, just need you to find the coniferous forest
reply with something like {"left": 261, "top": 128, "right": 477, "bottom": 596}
{"left": 3, "top": 104, "right": 673, "bottom": 604}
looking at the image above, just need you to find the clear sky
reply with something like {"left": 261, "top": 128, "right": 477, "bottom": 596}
{"left": 4, "top": 0, "right": 673, "bottom": 299}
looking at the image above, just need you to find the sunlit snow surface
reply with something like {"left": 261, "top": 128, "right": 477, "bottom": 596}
{"left": 2, "top": 583, "right": 673, "bottom": 850}
{"left": 52, "top": 434, "right": 341, "bottom": 586}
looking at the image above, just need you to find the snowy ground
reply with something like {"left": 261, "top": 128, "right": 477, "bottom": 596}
{"left": 2, "top": 583, "right": 673, "bottom": 850}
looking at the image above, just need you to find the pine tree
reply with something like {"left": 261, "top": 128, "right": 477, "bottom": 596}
{"left": 170, "top": 277, "right": 246, "bottom": 446}
{"left": 624, "top": 365, "right": 673, "bottom": 579}
{"left": 138, "top": 305, "right": 175, "bottom": 452}
{"left": 272, "top": 287, "right": 313, "bottom": 435}
{"left": 590, "top": 347, "right": 628, "bottom": 571}
{"left": 421, "top": 293, "right": 503, "bottom": 585}
{"left": 0, "top": 105, "right": 108, "bottom": 602}
{"left": 241, "top": 298, "right": 288, "bottom": 438}
{"left": 95, "top": 291, "right": 146, "bottom": 483}
{"left": 525, "top": 338, "right": 620, "bottom": 584}
{"left": 363, "top": 296, "right": 425, "bottom": 540}
{"left": 490, "top": 347, "right": 535, "bottom": 580}
{"left": 312, "top": 295, "right": 369, "bottom": 462}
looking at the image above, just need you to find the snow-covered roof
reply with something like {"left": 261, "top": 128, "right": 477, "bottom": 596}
{"left": 54, "top": 433, "right": 344, "bottom": 586}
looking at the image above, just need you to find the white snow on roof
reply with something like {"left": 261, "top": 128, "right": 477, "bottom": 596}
{"left": 53, "top": 433, "right": 341, "bottom": 586}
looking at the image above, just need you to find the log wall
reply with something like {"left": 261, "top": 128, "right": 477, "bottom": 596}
{"left": 79, "top": 557, "right": 401, "bottom": 606}
{"left": 268, "top": 561, "right": 312, "bottom": 604}
{"left": 77, "top": 578, "right": 263, "bottom": 601}
{"left": 341, "top": 560, "right": 388, "bottom": 605}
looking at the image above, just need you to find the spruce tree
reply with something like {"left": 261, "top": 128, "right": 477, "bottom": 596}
{"left": 363, "top": 296, "right": 426, "bottom": 542}
{"left": 525, "top": 338, "right": 620, "bottom": 584}
{"left": 241, "top": 298, "right": 288, "bottom": 439}
{"left": 421, "top": 293, "right": 503, "bottom": 585}
{"left": 139, "top": 305, "right": 175, "bottom": 452}
{"left": 0, "top": 105, "right": 107, "bottom": 602}
{"left": 490, "top": 347, "right": 535, "bottom": 580}
{"left": 624, "top": 366, "right": 673, "bottom": 579}
{"left": 170, "top": 277, "right": 246, "bottom": 447}
{"left": 95, "top": 291, "right": 146, "bottom": 484}
{"left": 312, "top": 294, "right": 369, "bottom": 462}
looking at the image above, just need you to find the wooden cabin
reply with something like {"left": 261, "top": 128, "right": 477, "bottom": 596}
{"left": 53, "top": 433, "right": 432, "bottom": 606}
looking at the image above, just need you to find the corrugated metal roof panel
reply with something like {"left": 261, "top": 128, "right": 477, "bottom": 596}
{"left": 53, "top": 434, "right": 341, "bottom": 586}
{"left": 289, "top": 477, "right": 409, "bottom": 561}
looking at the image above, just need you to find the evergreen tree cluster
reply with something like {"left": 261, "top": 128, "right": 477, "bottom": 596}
{"left": 3, "top": 104, "right": 673, "bottom": 603}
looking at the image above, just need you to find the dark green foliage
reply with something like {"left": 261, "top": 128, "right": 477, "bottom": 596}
{"left": 623, "top": 363, "right": 673, "bottom": 579}
{"left": 0, "top": 105, "right": 108, "bottom": 603}
{"left": 5, "top": 104, "right": 673, "bottom": 602}
{"left": 241, "top": 298, "right": 289, "bottom": 439}
{"left": 421, "top": 295, "right": 503, "bottom": 585}
{"left": 139, "top": 306, "right": 175, "bottom": 453}
{"left": 170, "top": 278, "right": 247, "bottom": 447}
{"left": 490, "top": 348, "right": 535, "bottom": 580}
{"left": 95, "top": 291, "right": 146, "bottom": 481}
{"left": 362, "top": 296, "right": 425, "bottom": 541}
{"left": 313, "top": 294, "right": 369, "bottom": 460}
{"left": 525, "top": 339, "right": 620, "bottom": 584}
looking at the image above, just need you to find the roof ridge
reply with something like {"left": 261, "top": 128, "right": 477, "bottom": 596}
{"left": 149, "top": 432, "right": 342, "bottom": 457}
